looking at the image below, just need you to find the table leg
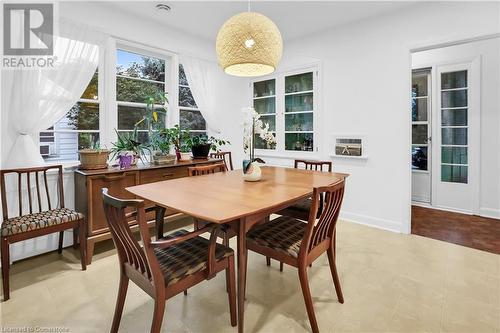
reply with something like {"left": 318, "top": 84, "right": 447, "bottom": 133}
{"left": 237, "top": 217, "right": 248, "bottom": 333}
{"left": 155, "top": 206, "right": 166, "bottom": 240}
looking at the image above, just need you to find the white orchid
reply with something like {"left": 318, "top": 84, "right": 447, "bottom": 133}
{"left": 242, "top": 107, "right": 276, "bottom": 159}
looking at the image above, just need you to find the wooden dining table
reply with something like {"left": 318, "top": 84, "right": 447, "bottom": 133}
{"left": 126, "top": 166, "right": 348, "bottom": 333}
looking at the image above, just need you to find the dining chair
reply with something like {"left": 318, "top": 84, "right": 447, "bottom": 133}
{"left": 246, "top": 180, "right": 345, "bottom": 333}
{"left": 101, "top": 188, "right": 236, "bottom": 333}
{"left": 187, "top": 162, "right": 236, "bottom": 292}
{"left": 209, "top": 151, "right": 234, "bottom": 171}
{"left": 0, "top": 165, "right": 87, "bottom": 301}
{"left": 272, "top": 159, "right": 333, "bottom": 271}
{"left": 187, "top": 162, "right": 226, "bottom": 176}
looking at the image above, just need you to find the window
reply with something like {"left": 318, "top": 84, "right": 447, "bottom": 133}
{"left": 252, "top": 68, "right": 317, "bottom": 154}
{"left": 39, "top": 71, "right": 100, "bottom": 160}
{"left": 411, "top": 69, "right": 431, "bottom": 171}
{"left": 178, "top": 64, "right": 206, "bottom": 136}
{"left": 440, "top": 70, "right": 468, "bottom": 183}
{"left": 116, "top": 49, "right": 167, "bottom": 142}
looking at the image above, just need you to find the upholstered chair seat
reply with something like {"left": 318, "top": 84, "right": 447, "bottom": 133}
{"left": 155, "top": 229, "right": 234, "bottom": 285}
{"left": 1, "top": 208, "right": 84, "bottom": 237}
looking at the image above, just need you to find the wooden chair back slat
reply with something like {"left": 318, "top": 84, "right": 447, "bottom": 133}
{"left": 209, "top": 151, "right": 234, "bottom": 171}
{"left": 187, "top": 162, "right": 226, "bottom": 177}
{"left": 17, "top": 173, "right": 22, "bottom": 217}
{"left": 102, "top": 189, "right": 152, "bottom": 279}
{"left": 44, "top": 170, "right": 51, "bottom": 210}
{"left": 0, "top": 165, "right": 64, "bottom": 220}
{"left": 35, "top": 172, "right": 42, "bottom": 213}
{"left": 300, "top": 180, "right": 345, "bottom": 257}
{"left": 294, "top": 159, "right": 332, "bottom": 172}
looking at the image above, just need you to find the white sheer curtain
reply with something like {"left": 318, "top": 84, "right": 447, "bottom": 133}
{"left": 180, "top": 56, "right": 221, "bottom": 133}
{"left": 1, "top": 19, "right": 106, "bottom": 168}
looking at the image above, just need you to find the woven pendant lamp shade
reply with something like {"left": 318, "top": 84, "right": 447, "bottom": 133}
{"left": 216, "top": 12, "right": 283, "bottom": 77}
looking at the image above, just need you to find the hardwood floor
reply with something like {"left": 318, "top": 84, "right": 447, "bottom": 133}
{"left": 411, "top": 205, "right": 500, "bottom": 254}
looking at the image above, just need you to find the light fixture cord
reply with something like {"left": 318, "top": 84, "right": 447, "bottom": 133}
{"left": 247, "top": 0, "right": 251, "bottom": 12}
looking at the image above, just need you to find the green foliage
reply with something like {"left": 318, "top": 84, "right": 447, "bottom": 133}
{"left": 110, "top": 128, "right": 149, "bottom": 161}
{"left": 168, "top": 125, "right": 190, "bottom": 150}
{"left": 185, "top": 134, "right": 230, "bottom": 152}
{"left": 150, "top": 127, "right": 176, "bottom": 154}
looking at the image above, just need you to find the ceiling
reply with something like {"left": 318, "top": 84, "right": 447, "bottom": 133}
{"left": 103, "top": 1, "right": 417, "bottom": 42}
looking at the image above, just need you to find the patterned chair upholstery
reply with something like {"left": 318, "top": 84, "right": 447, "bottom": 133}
{"left": 155, "top": 229, "right": 234, "bottom": 285}
{"left": 1, "top": 208, "right": 84, "bottom": 237}
{"left": 247, "top": 216, "right": 307, "bottom": 258}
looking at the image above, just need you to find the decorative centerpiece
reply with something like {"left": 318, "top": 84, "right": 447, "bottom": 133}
{"left": 242, "top": 107, "right": 276, "bottom": 181}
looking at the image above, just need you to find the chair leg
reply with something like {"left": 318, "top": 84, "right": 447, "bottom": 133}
{"left": 279, "top": 262, "right": 284, "bottom": 272}
{"left": 150, "top": 298, "right": 166, "bottom": 333}
{"left": 227, "top": 256, "right": 237, "bottom": 327}
{"left": 223, "top": 233, "right": 230, "bottom": 292}
{"left": 78, "top": 222, "right": 87, "bottom": 271}
{"left": 327, "top": 248, "right": 344, "bottom": 303}
{"left": 57, "top": 231, "right": 64, "bottom": 254}
{"left": 110, "top": 274, "right": 129, "bottom": 333}
{"left": 1, "top": 238, "right": 10, "bottom": 301}
{"left": 298, "top": 266, "right": 319, "bottom": 333}
{"left": 266, "top": 257, "right": 271, "bottom": 266}
{"left": 73, "top": 228, "right": 78, "bottom": 249}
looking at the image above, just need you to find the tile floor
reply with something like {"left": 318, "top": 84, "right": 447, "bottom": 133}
{"left": 1, "top": 220, "right": 499, "bottom": 333}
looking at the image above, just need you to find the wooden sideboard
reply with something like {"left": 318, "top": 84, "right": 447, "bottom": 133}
{"left": 75, "top": 159, "right": 219, "bottom": 264}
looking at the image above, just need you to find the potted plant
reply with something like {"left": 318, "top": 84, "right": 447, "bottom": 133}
{"left": 150, "top": 128, "right": 176, "bottom": 165}
{"left": 78, "top": 139, "right": 110, "bottom": 170}
{"left": 110, "top": 128, "right": 149, "bottom": 166}
{"left": 242, "top": 107, "right": 276, "bottom": 181}
{"left": 169, "top": 125, "right": 190, "bottom": 160}
{"left": 186, "top": 134, "right": 230, "bottom": 159}
{"left": 179, "top": 143, "right": 192, "bottom": 161}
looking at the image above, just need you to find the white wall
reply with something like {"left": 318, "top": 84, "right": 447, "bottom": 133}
{"left": 1, "top": 1, "right": 247, "bottom": 262}
{"left": 255, "top": 2, "right": 500, "bottom": 233}
{"left": 412, "top": 38, "right": 500, "bottom": 218}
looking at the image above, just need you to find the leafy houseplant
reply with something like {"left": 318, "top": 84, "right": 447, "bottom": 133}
{"left": 78, "top": 138, "right": 110, "bottom": 170}
{"left": 110, "top": 128, "right": 149, "bottom": 166}
{"left": 150, "top": 128, "right": 176, "bottom": 165}
{"left": 179, "top": 143, "right": 192, "bottom": 161}
{"left": 168, "top": 125, "right": 190, "bottom": 160}
{"left": 186, "top": 134, "right": 230, "bottom": 159}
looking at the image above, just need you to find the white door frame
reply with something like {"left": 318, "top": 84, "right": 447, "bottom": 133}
{"left": 412, "top": 57, "right": 481, "bottom": 215}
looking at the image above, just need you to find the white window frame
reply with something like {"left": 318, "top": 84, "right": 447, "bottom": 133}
{"left": 113, "top": 41, "right": 175, "bottom": 144}
{"left": 250, "top": 64, "right": 321, "bottom": 159}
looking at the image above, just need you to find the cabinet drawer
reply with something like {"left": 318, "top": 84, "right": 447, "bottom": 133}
{"left": 88, "top": 172, "right": 138, "bottom": 235}
{"left": 140, "top": 167, "right": 187, "bottom": 184}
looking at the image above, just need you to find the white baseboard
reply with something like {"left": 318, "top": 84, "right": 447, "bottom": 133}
{"left": 412, "top": 202, "right": 500, "bottom": 220}
{"left": 479, "top": 207, "right": 500, "bottom": 219}
{"left": 339, "top": 211, "right": 403, "bottom": 234}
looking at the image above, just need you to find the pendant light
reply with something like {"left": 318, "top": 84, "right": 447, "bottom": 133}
{"left": 216, "top": 1, "right": 283, "bottom": 77}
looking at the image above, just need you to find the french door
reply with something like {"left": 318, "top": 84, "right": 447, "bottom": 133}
{"left": 432, "top": 63, "right": 476, "bottom": 213}
{"left": 412, "top": 62, "right": 478, "bottom": 213}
